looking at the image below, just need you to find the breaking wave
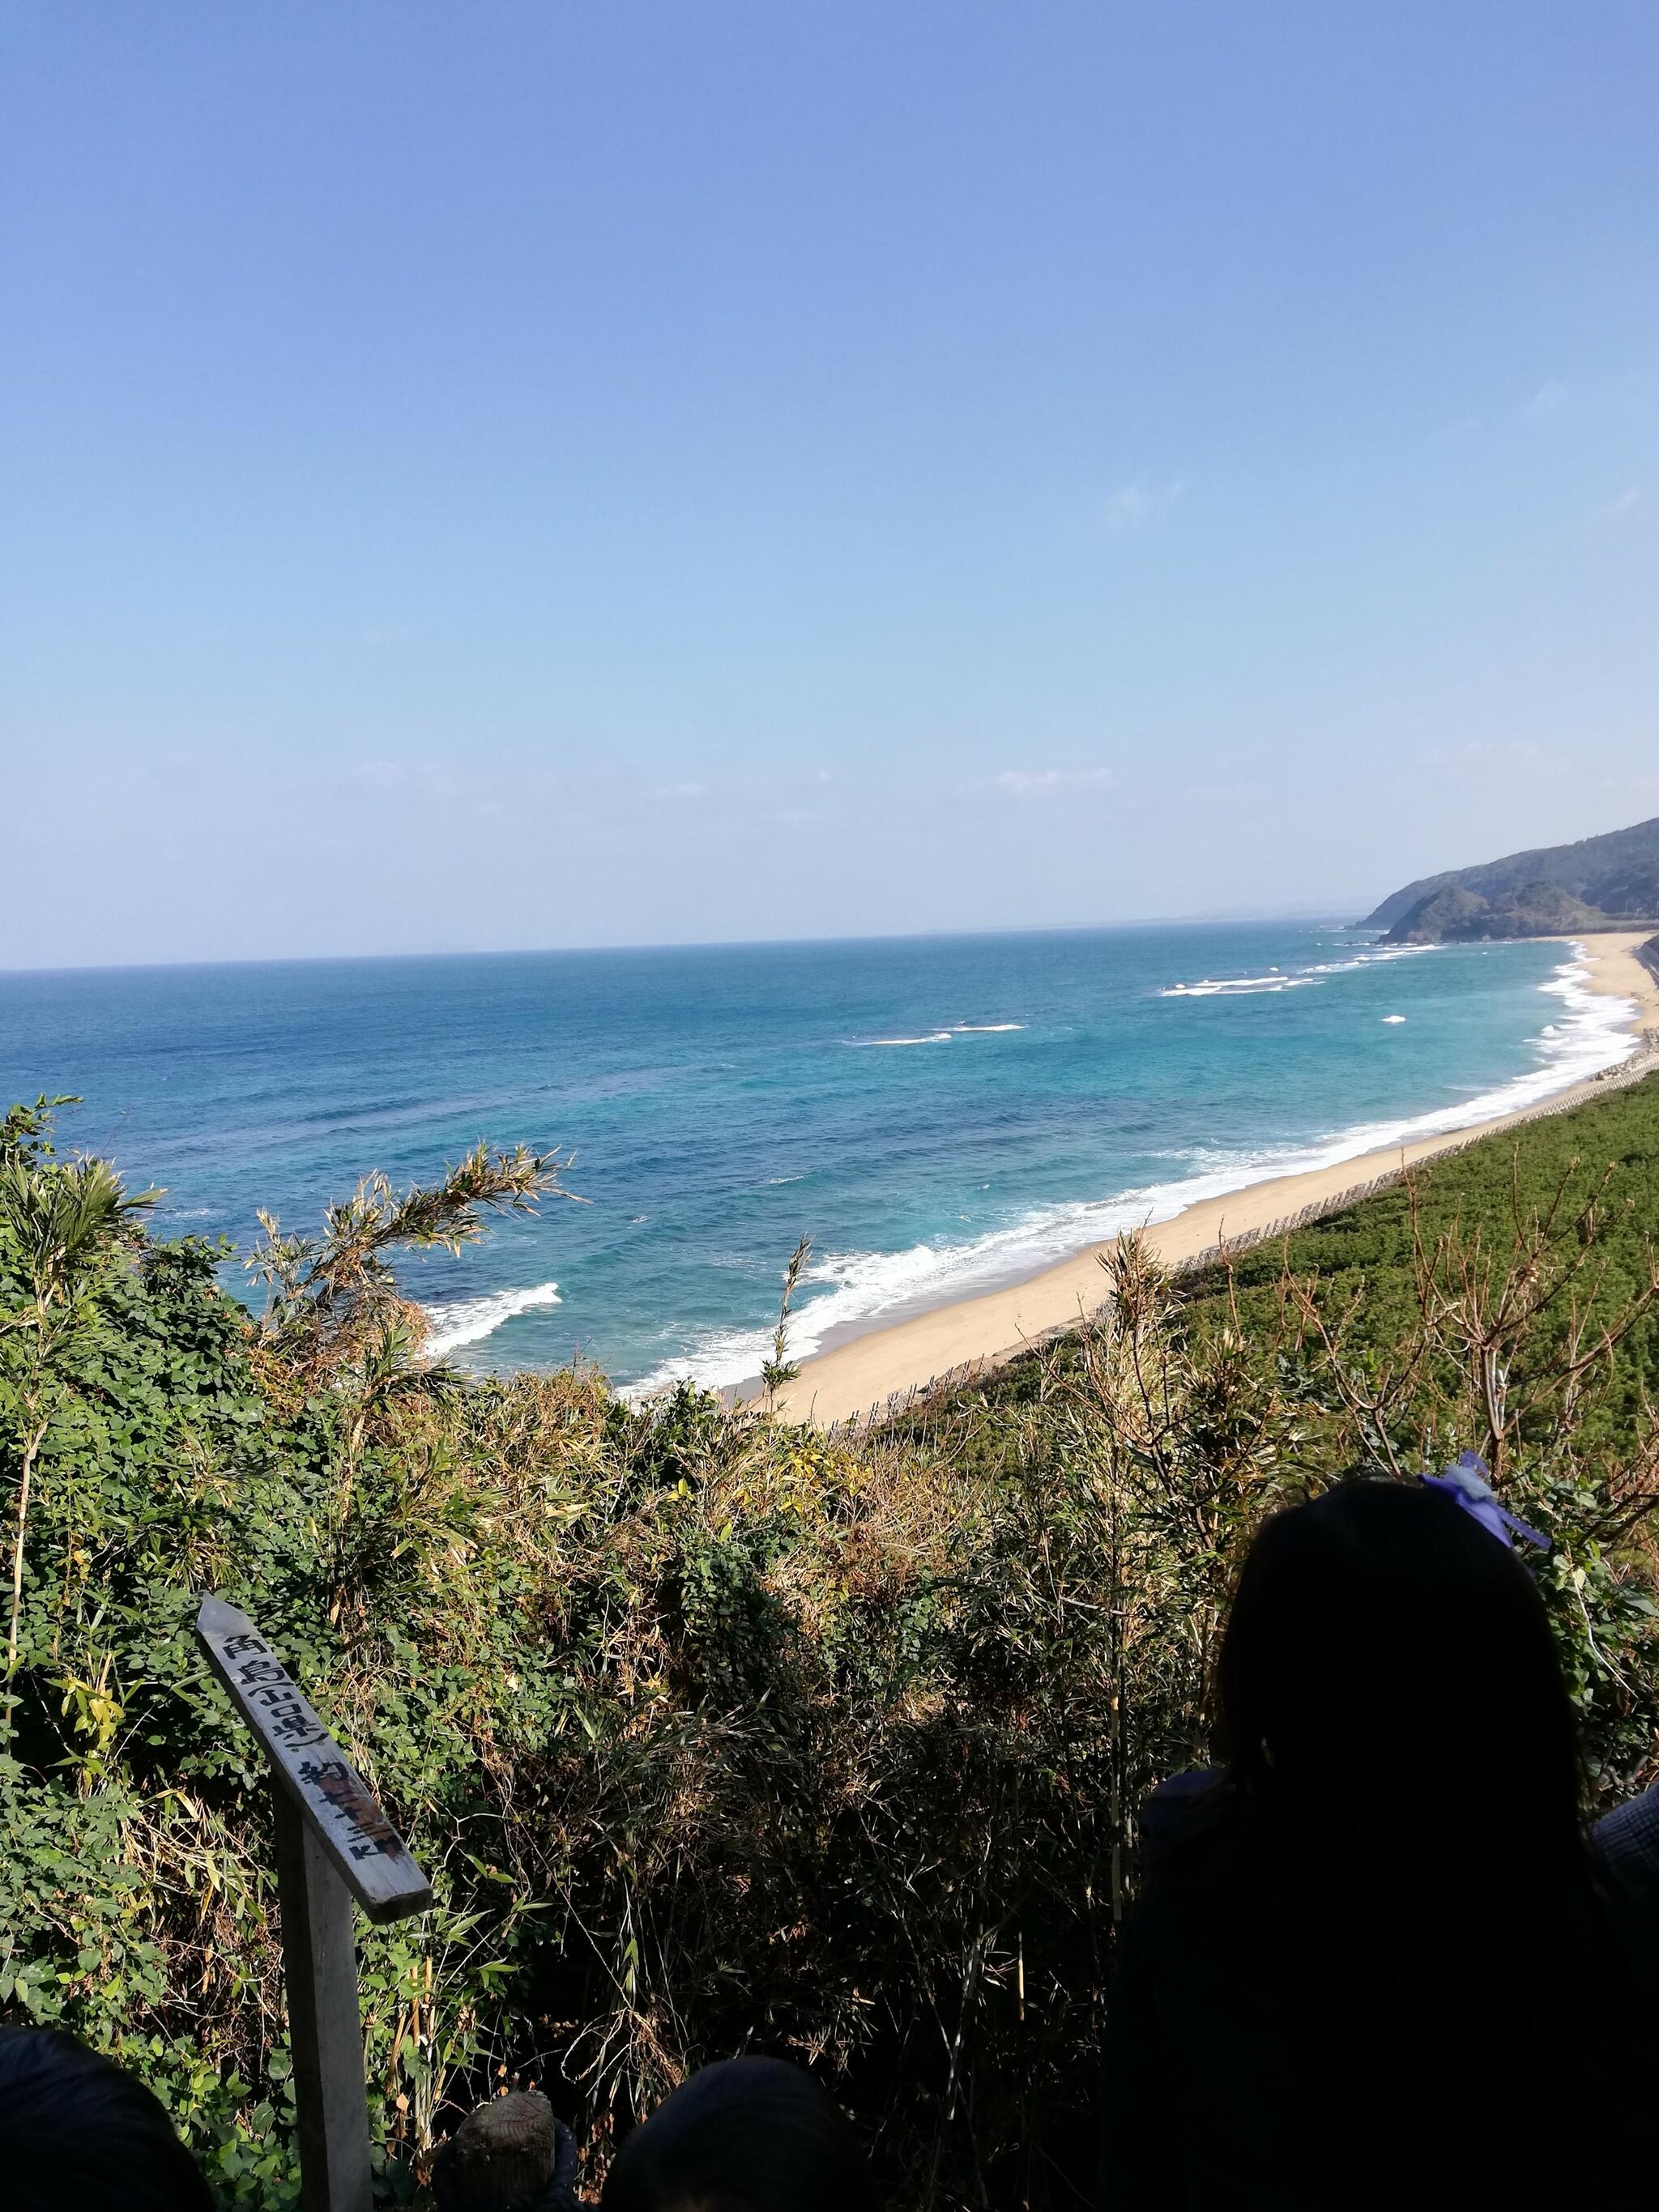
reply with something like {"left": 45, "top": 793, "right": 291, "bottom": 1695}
{"left": 1305, "top": 944, "right": 1442, "bottom": 974}
{"left": 423, "top": 1281, "right": 561, "bottom": 1357}
{"left": 855, "top": 1032, "right": 956, "bottom": 1047}
{"left": 850, "top": 1022, "right": 1025, "bottom": 1046}
{"left": 1160, "top": 974, "right": 1320, "bottom": 997}
{"left": 1159, "top": 942, "right": 1441, "bottom": 998}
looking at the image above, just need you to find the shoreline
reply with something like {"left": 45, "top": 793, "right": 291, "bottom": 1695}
{"left": 770, "top": 933, "right": 1659, "bottom": 1429}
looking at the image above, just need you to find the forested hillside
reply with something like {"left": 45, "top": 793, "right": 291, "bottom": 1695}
{"left": 1363, "top": 815, "right": 1659, "bottom": 939}
{"left": 2, "top": 1083, "right": 1657, "bottom": 2208}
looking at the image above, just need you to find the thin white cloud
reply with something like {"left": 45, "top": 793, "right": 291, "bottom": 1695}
{"left": 351, "top": 759, "right": 467, "bottom": 799}
{"left": 650, "top": 780, "right": 706, "bottom": 803}
{"left": 1420, "top": 740, "right": 1567, "bottom": 779}
{"left": 1601, "top": 487, "right": 1640, "bottom": 522}
{"left": 1523, "top": 381, "right": 1567, "bottom": 421}
{"left": 992, "top": 767, "right": 1117, "bottom": 798}
{"left": 352, "top": 758, "right": 408, "bottom": 792}
{"left": 1458, "top": 740, "right": 1548, "bottom": 763}
{"left": 1103, "top": 479, "right": 1183, "bottom": 535}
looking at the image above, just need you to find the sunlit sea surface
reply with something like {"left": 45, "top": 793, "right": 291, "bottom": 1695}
{"left": 0, "top": 925, "right": 1635, "bottom": 1390}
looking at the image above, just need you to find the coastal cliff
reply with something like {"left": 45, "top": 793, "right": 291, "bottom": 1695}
{"left": 1365, "top": 815, "right": 1659, "bottom": 943}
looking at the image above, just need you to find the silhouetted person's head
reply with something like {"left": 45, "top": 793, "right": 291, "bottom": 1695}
{"left": 600, "top": 2057, "right": 877, "bottom": 2212}
{"left": 0, "top": 2026, "right": 214, "bottom": 2212}
{"left": 1216, "top": 1477, "right": 1581, "bottom": 1886}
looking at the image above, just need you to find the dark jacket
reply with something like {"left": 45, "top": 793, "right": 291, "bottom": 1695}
{"left": 1593, "top": 1777, "right": 1659, "bottom": 1904}
{"left": 1098, "top": 1768, "right": 1659, "bottom": 2210}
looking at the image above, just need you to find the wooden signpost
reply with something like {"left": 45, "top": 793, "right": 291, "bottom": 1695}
{"left": 197, "top": 1595, "right": 433, "bottom": 2212}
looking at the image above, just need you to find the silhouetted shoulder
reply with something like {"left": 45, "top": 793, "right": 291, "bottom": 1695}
{"left": 1138, "top": 1766, "right": 1236, "bottom": 1862}
{"left": 1135, "top": 1765, "right": 1278, "bottom": 1917}
{"left": 1593, "top": 1781, "right": 1659, "bottom": 1908}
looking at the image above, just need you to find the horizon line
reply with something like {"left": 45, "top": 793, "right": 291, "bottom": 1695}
{"left": 0, "top": 906, "right": 1371, "bottom": 982}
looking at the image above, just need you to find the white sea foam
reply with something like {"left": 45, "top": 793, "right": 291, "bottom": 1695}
{"left": 851, "top": 1023, "right": 1024, "bottom": 1046}
{"left": 1160, "top": 975, "right": 1321, "bottom": 997}
{"left": 1159, "top": 942, "right": 1440, "bottom": 998}
{"left": 855, "top": 1031, "right": 955, "bottom": 1046}
{"left": 629, "top": 949, "right": 1636, "bottom": 1397}
{"left": 1382, "top": 1015, "right": 1406, "bottom": 1025}
{"left": 1303, "top": 944, "right": 1442, "bottom": 975}
{"left": 424, "top": 1281, "right": 561, "bottom": 1356}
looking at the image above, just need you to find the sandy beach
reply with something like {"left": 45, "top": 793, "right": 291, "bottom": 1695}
{"left": 774, "top": 933, "right": 1659, "bottom": 1428}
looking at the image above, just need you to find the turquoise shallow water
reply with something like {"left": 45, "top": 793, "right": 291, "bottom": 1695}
{"left": 0, "top": 924, "right": 1636, "bottom": 1389}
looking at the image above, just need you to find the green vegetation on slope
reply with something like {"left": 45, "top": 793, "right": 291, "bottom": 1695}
{"left": 1363, "top": 812, "right": 1659, "bottom": 937}
{"left": 1384, "top": 880, "right": 1625, "bottom": 944}
{"left": 2, "top": 1080, "right": 1657, "bottom": 2209}
{"left": 1186, "top": 1062, "right": 1659, "bottom": 1424}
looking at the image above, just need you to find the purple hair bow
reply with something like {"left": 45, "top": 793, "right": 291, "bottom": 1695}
{"left": 1420, "top": 1451, "right": 1548, "bottom": 1552}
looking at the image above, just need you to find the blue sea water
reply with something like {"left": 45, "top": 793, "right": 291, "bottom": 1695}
{"left": 0, "top": 924, "right": 1637, "bottom": 1391}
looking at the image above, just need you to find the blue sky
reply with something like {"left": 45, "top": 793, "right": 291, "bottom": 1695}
{"left": 3, "top": 2, "right": 1656, "bottom": 966}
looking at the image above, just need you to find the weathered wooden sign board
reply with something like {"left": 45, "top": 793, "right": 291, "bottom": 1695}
{"left": 198, "top": 1595, "right": 432, "bottom": 2212}
{"left": 198, "top": 1594, "right": 432, "bottom": 1921}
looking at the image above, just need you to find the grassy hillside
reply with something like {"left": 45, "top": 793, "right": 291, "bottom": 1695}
{"left": 2, "top": 1080, "right": 1657, "bottom": 2208}
{"left": 1188, "top": 1063, "right": 1659, "bottom": 1399}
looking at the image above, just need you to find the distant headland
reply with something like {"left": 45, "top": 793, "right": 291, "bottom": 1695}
{"left": 1363, "top": 815, "right": 1659, "bottom": 945}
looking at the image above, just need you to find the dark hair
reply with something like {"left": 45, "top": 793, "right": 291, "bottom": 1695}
{"left": 0, "top": 2025, "right": 215, "bottom": 2212}
{"left": 599, "top": 2057, "right": 877, "bottom": 2212}
{"left": 1215, "top": 1476, "right": 1583, "bottom": 1887}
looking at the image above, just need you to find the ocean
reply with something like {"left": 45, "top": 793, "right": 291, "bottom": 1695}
{"left": 0, "top": 924, "right": 1636, "bottom": 1392}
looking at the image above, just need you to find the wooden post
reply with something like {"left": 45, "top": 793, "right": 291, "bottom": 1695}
{"left": 198, "top": 1596, "right": 433, "bottom": 2212}
{"left": 273, "top": 1787, "right": 374, "bottom": 2212}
